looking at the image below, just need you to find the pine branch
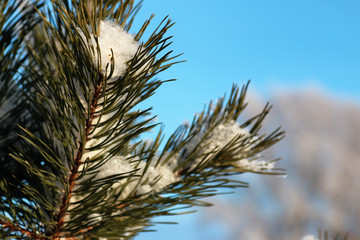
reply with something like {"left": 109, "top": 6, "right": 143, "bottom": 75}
{"left": 0, "top": 0, "right": 44, "bottom": 184}
{"left": 3, "top": 1, "right": 181, "bottom": 238}
{"left": 52, "top": 62, "right": 106, "bottom": 239}
{"left": 0, "top": 218, "right": 43, "bottom": 239}
{"left": 0, "top": 0, "right": 285, "bottom": 239}
{"left": 53, "top": 60, "right": 104, "bottom": 239}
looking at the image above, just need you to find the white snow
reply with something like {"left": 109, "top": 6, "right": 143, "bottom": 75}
{"left": 203, "top": 120, "right": 249, "bottom": 151}
{"left": 178, "top": 120, "right": 275, "bottom": 172}
{"left": 235, "top": 159, "right": 275, "bottom": 172}
{"left": 96, "top": 155, "right": 134, "bottom": 180}
{"left": 88, "top": 213, "right": 102, "bottom": 223}
{"left": 179, "top": 120, "right": 249, "bottom": 170}
{"left": 67, "top": 22, "right": 144, "bottom": 225}
{"left": 77, "top": 20, "right": 141, "bottom": 163}
{"left": 79, "top": 155, "right": 179, "bottom": 199}
{"left": 135, "top": 160, "right": 179, "bottom": 194}
{"left": 79, "top": 20, "right": 139, "bottom": 80}
{"left": 70, "top": 153, "right": 180, "bottom": 226}
{"left": 302, "top": 235, "right": 318, "bottom": 240}
{"left": 183, "top": 120, "right": 249, "bottom": 158}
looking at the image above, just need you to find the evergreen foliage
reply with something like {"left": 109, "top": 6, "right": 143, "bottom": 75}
{"left": 0, "top": 0, "right": 285, "bottom": 239}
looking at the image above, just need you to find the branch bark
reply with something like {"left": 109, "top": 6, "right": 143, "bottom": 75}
{"left": 52, "top": 72, "right": 104, "bottom": 239}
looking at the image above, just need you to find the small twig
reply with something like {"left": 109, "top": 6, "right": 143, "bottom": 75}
{"left": 0, "top": 219, "right": 45, "bottom": 239}
{"left": 52, "top": 72, "right": 104, "bottom": 239}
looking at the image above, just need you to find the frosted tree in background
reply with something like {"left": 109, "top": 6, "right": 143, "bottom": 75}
{"left": 202, "top": 89, "right": 360, "bottom": 240}
{"left": 0, "top": 1, "right": 284, "bottom": 239}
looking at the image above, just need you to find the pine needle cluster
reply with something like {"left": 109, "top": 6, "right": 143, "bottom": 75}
{"left": 0, "top": 0, "right": 285, "bottom": 239}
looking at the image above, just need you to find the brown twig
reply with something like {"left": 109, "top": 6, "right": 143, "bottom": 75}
{"left": 52, "top": 72, "right": 104, "bottom": 239}
{"left": 0, "top": 218, "right": 45, "bottom": 239}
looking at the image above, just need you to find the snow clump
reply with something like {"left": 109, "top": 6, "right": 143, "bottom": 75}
{"left": 79, "top": 20, "right": 139, "bottom": 80}
{"left": 180, "top": 120, "right": 275, "bottom": 172}
{"left": 93, "top": 155, "right": 179, "bottom": 198}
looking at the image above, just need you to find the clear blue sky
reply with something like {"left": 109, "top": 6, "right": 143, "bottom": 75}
{"left": 132, "top": 0, "right": 360, "bottom": 139}
{"left": 131, "top": 1, "right": 360, "bottom": 239}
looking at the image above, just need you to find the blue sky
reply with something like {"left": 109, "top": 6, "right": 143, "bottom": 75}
{"left": 132, "top": 0, "right": 360, "bottom": 138}
{"left": 131, "top": 1, "right": 360, "bottom": 239}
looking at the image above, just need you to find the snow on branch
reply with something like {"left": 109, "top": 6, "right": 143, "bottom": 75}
{"left": 78, "top": 20, "right": 139, "bottom": 80}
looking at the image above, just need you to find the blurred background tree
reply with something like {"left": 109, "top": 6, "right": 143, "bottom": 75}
{"left": 199, "top": 89, "right": 360, "bottom": 240}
